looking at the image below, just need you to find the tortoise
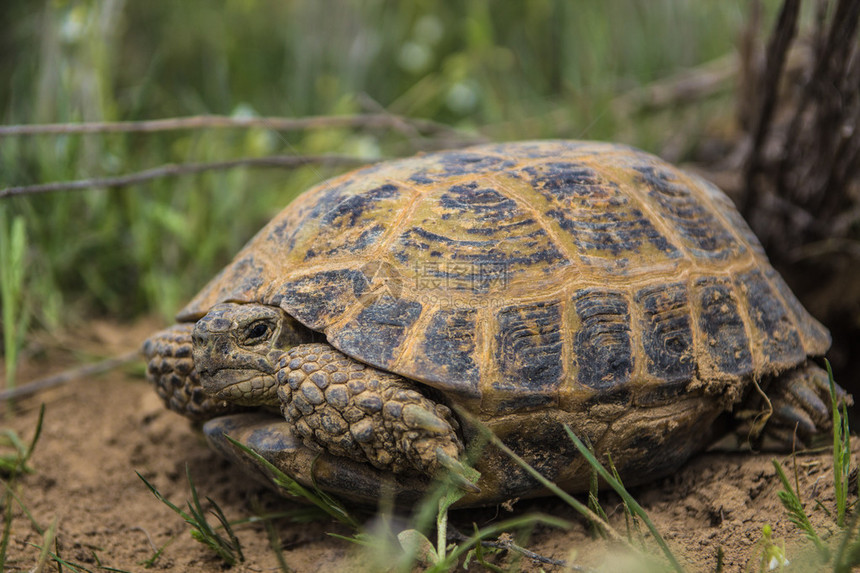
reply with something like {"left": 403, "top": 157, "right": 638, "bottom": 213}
{"left": 143, "top": 140, "right": 845, "bottom": 507}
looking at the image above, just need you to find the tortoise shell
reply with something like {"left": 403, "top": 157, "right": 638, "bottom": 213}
{"left": 179, "top": 140, "right": 829, "bottom": 418}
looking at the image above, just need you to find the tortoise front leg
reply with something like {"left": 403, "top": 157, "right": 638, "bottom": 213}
{"left": 203, "top": 412, "right": 451, "bottom": 506}
{"left": 273, "top": 343, "right": 473, "bottom": 488}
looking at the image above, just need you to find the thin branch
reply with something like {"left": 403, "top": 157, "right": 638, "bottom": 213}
{"left": 0, "top": 154, "right": 370, "bottom": 198}
{"left": 0, "top": 350, "right": 138, "bottom": 402}
{"left": 480, "top": 538, "right": 582, "bottom": 569}
{"left": 0, "top": 113, "right": 480, "bottom": 140}
{"left": 357, "top": 93, "right": 425, "bottom": 141}
{"left": 445, "top": 526, "right": 590, "bottom": 571}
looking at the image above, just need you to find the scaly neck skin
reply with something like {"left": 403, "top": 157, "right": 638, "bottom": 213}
{"left": 191, "top": 302, "right": 307, "bottom": 407}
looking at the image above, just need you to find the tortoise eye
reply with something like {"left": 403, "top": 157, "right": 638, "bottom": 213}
{"left": 246, "top": 321, "right": 271, "bottom": 341}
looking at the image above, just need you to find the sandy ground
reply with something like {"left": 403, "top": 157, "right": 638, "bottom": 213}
{"left": 1, "top": 319, "right": 855, "bottom": 572}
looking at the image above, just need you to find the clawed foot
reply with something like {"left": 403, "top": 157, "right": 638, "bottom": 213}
{"left": 757, "top": 363, "right": 852, "bottom": 448}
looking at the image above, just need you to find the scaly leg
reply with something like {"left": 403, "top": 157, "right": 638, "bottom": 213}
{"left": 269, "top": 343, "right": 471, "bottom": 486}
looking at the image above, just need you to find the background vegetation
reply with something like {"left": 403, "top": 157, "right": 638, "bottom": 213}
{"left": 1, "top": 0, "right": 778, "bottom": 347}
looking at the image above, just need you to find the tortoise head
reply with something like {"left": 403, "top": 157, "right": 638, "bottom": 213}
{"left": 192, "top": 302, "right": 310, "bottom": 406}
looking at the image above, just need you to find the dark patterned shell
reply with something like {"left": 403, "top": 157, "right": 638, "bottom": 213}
{"left": 179, "top": 141, "right": 830, "bottom": 415}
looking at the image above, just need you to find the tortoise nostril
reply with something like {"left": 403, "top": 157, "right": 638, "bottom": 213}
{"left": 191, "top": 325, "right": 207, "bottom": 344}
{"left": 208, "top": 318, "right": 233, "bottom": 332}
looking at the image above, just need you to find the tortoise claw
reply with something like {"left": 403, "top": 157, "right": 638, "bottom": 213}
{"left": 436, "top": 448, "right": 481, "bottom": 494}
{"left": 403, "top": 404, "right": 451, "bottom": 434}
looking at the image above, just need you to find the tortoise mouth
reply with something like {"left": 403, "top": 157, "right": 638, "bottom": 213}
{"left": 202, "top": 368, "right": 278, "bottom": 406}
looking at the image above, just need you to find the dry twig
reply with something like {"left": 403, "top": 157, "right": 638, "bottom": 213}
{"left": 0, "top": 113, "right": 480, "bottom": 140}
{"left": 0, "top": 154, "right": 370, "bottom": 198}
{"left": 0, "top": 351, "right": 139, "bottom": 402}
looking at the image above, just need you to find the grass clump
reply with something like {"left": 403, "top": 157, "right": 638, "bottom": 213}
{"left": 389, "top": 464, "right": 568, "bottom": 572}
{"left": 771, "top": 460, "right": 828, "bottom": 557}
{"left": 826, "top": 360, "right": 851, "bottom": 528}
{"left": 0, "top": 405, "right": 50, "bottom": 571}
{"left": 564, "top": 427, "right": 684, "bottom": 573}
{"left": 0, "top": 404, "right": 44, "bottom": 478}
{"left": 458, "top": 406, "right": 682, "bottom": 572}
{"left": 227, "top": 430, "right": 570, "bottom": 571}
{"left": 138, "top": 465, "right": 244, "bottom": 566}
{"left": 769, "top": 362, "right": 860, "bottom": 570}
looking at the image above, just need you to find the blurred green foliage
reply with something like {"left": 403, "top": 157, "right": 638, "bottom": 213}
{"left": 0, "top": 0, "right": 774, "bottom": 340}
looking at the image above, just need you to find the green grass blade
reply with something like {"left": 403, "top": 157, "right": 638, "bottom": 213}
{"left": 409, "top": 479, "right": 453, "bottom": 536}
{"left": 587, "top": 441, "right": 609, "bottom": 540}
{"left": 26, "top": 541, "right": 136, "bottom": 573}
{"left": 826, "top": 359, "right": 850, "bottom": 528}
{"left": 137, "top": 469, "right": 242, "bottom": 565}
{"left": 137, "top": 472, "right": 190, "bottom": 519}
{"left": 564, "top": 426, "right": 685, "bottom": 573}
{"left": 186, "top": 464, "right": 205, "bottom": 518}
{"left": 20, "top": 404, "right": 45, "bottom": 470}
{"left": 184, "top": 490, "right": 239, "bottom": 566}
{"left": 234, "top": 507, "right": 327, "bottom": 525}
{"left": 262, "top": 515, "right": 294, "bottom": 573}
{"left": 32, "top": 517, "right": 58, "bottom": 573}
{"left": 207, "top": 496, "right": 244, "bottom": 563}
{"left": 139, "top": 536, "right": 173, "bottom": 569}
{"left": 0, "top": 405, "right": 44, "bottom": 477}
{"left": 457, "top": 409, "right": 624, "bottom": 543}
{"left": 0, "top": 488, "right": 13, "bottom": 570}
{"left": 833, "top": 509, "right": 860, "bottom": 572}
{"left": 327, "top": 532, "right": 375, "bottom": 546}
{"left": 465, "top": 524, "right": 506, "bottom": 573}
{"left": 1, "top": 477, "right": 44, "bottom": 534}
{"left": 224, "top": 435, "right": 360, "bottom": 529}
{"left": 0, "top": 429, "right": 27, "bottom": 457}
{"left": 771, "top": 459, "right": 828, "bottom": 557}
{"left": 608, "top": 453, "right": 642, "bottom": 545}
{"left": 0, "top": 207, "right": 29, "bottom": 403}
